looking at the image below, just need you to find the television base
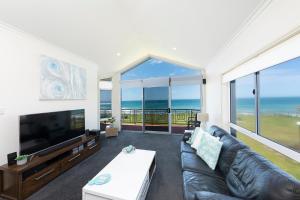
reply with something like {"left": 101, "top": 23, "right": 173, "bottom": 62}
{"left": 0, "top": 135, "right": 101, "bottom": 200}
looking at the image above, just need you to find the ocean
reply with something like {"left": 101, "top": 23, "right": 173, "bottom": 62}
{"left": 101, "top": 97, "right": 300, "bottom": 115}
{"left": 237, "top": 97, "right": 300, "bottom": 115}
{"left": 101, "top": 99, "right": 201, "bottom": 110}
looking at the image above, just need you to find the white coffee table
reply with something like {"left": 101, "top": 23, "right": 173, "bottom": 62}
{"left": 82, "top": 149, "right": 156, "bottom": 200}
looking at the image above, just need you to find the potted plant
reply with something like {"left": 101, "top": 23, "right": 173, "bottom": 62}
{"left": 15, "top": 155, "right": 28, "bottom": 165}
{"left": 107, "top": 117, "right": 116, "bottom": 128}
{"left": 105, "top": 117, "right": 118, "bottom": 137}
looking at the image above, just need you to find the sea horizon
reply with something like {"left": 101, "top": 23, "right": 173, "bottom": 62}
{"left": 101, "top": 97, "right": 300, "bottom": 115}
{"left": 237, "top": 96, "right": 300, "bottom": 115}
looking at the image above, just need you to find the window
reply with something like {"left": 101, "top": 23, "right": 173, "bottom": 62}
{"left": 230, "top": 74, "right": 256, "bottom": 133}
{"left": 100, "top": 90, "right": 112, "bottom": 118}
{"left": 259, "top": 57, "right": 300, "bottom": 152}
{"left": 121, "top": 87, "right": 143, "bottom": 131}
{"left": 230, "top": 56, "right": 300, "bottom": 153}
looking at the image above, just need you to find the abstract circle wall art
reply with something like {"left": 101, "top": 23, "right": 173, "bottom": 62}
{"left": 40, "top": 55, "right": 87, "bottom": 100}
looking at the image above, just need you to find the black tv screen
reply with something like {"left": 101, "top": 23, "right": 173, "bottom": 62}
{"left": 20, "top": 109, "right": 85, "bottom": 155}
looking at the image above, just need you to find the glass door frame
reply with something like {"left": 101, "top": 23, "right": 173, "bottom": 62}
{"left": 142, "top": 82, "right": 172, "bottom": 134}
{"left": 120, "top": 75, "right": 202, "bottom": 134}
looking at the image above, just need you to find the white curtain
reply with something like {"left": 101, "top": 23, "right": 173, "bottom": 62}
{"left": 223, "top": 33, "right": 300, "bottom": 83}
{"left": 171, "top": 75, "right": 202, "bottom": 86}
{"left": 120, "top": 75, "right": 202, "bottom": 88}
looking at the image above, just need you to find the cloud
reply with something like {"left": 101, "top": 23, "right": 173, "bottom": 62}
{"left": 149, "top": 59, "right": 163, "bottom": 65}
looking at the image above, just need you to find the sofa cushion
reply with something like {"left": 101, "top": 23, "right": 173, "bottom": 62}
{"left": 181, "top": 152, "right": 223, "bottom": 178}
{"left": 196, "top": 131, "right": 223, "bottom": 170}
{"left": 208, "top": 125, "right": 228, "bottom": 137}
{"left": 183, "top": 171, "right": 229, "bottom": 200}
{"left": 226, "top": 148, "right": 300, "bottom": 200}
{"left": 194, "top": 191, "right": 243, "bottom": 200}
{"left": 180, "top": 141, "right": 195, "bottom": 153}
{"left": 208, "top": 125, "right": 220, "bottom": 135}
{"left": 187, "top": 127, "right": 199, "bottom": 144}
{"left": 191, "top": 127, "right": 205, "bottom": 149}
{"left": 217, "top": 134, "right": 248, "bottom": 176}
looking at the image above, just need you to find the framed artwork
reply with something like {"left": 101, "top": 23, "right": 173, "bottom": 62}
{"left": 40, "top": 55, "right": 87, "bottom": 100}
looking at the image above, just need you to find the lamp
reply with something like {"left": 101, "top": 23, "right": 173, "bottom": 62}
{"left": 197, "top": 113, "right": 209, "bottom": 130}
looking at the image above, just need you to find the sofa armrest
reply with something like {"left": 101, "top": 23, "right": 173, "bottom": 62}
{"left": 194, "top": 191, "right": 243, "bottom": 200}
{"left": 182, "top": 132, "right": 192, "bottom": 142}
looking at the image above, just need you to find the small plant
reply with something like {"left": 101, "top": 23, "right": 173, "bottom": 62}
{"left": 15, "top": 155, "right": 28, "bottom": 161}
{"left": 108, "top": 117, "right": 116, "bottom": 124}
{"left": 15, "top": 155, "right": 29, "bottom": 165}
{"left": 108, "top": 117, "right": 116, "bottom": 128}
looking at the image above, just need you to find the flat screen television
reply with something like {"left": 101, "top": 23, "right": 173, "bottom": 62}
{"left": 20, "top": 109, "right": 85, "bottom": 155}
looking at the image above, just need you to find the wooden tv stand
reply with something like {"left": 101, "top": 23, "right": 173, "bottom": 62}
{"left": 0, "top": 135, "right": 101, "bottom": 200}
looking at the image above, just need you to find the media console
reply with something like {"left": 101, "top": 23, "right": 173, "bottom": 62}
{"left": 0, "top": 135, "right": 101, "bottom": 200}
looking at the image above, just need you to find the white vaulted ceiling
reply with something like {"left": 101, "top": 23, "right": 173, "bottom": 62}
{"left": 0, "top": 0, "right": 263, "bottom": 74}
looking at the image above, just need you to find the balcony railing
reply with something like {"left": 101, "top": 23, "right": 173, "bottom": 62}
{"left": 100, "top": 109, "right": 112, "bottom": 118}
{"left": 121, "top": 109, "right": 200, "bottom": 133}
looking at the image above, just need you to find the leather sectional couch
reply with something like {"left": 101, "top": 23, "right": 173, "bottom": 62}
{"left": 181, "top": 126, "right": 300, "bottom": 200}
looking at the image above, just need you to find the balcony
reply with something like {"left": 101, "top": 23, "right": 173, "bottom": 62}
{"left": 121, "top": 108, "right": 200, "bottom": 133}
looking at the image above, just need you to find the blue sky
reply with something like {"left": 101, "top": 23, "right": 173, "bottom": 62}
{"left": 236, "top": 56, "right": 300, "bottom": 98}
{"left": 121, "top": 58, "right": 201, "bottom": 101}
{"left": 121, "top": 58, "right": 200, "bottom": 80}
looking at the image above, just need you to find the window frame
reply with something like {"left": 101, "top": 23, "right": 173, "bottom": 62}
{"left": 229, "top": 63, "right": 300, "bottom": 162}
{"left": 100, "top": 89, "right": 112, "bottom": 119}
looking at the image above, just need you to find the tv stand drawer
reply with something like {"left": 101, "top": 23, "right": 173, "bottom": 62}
{"left": 61, "top": 153, "right": 84, "bottom": 172}
{"left": 22, "top": 162, "right": 60, "bottom": 199}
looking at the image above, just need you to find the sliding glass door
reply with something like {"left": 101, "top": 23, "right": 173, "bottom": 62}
{"left": 120, "top": 75, "right": 202, "bottom": 134}
{"left": 121, "top": 87, "right": 143, "bottom": 131}
{"left": 144, "top": 86, "right": 170, "bottom": 133}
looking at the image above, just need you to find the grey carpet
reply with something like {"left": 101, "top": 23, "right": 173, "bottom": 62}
{"left": 24, "top": 132, "right": 183, "bottom": 200}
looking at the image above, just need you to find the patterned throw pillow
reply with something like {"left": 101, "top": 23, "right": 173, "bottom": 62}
{"left": 186, "top": 127, "right": 200, "bottom": 144}
{"left": 191, "top": 128, "right": 205, "bottom": 149}
{"left": 196, "top": 131, "right": 223, "bottom": 170}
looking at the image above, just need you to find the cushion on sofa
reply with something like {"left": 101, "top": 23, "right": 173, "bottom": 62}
{"left": 194, "top": 191, "right": 243, "bottom": 200}
{"left": 183, "top": 171, "right": 229, "bottom": 200}
{"left": 216, "top": 134, "right": 248, "bottom": 176}
{"left": 181, "top": 152, "right": 223, "bottom": 178}
{"left": 196, "top": 131, "right": 223, "bottom": 170}
{"left": 187, "top": 127, "right": 199, "bottom": 144}
{"left": 208, "top": 125, "right": 220, "bottom": 135}
{"left": 180, "top": 141, "right": 195, "bottom": 153}
{"left": 191, "top": 127, "right": 205, "bottom": 149}
{"left": 226, "top": 148, "right": 300, "bottom": 200}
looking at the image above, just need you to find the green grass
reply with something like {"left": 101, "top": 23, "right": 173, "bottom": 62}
{"left": 235, "top": 113, "right": 300, "bottom": 180}
{"left": 237, "top": 132, "right": 300, "bottom": 180}
{"left": 237, "top": 114, "right": 300, "bottom": 151}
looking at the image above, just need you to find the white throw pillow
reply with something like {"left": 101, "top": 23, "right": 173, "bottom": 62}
{"left": 196, "top": 131, "right": 223, "bottom": 170}
{"left": 186, "top": 127, "right": 200, "bottom": 144}
{"left": 191, "top": 128, "right": 206, "bottom": 149}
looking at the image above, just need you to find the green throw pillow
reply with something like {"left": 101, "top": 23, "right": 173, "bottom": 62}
{"left": 191, "top": 127, "right": 205, "bottom": 149}
{"left": 196, "top": 131, "right": 223, "bottom": 170}
{"left": 186, "top": 127, "right": 200, "bottom": 144}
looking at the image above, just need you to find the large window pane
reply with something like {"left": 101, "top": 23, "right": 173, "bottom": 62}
{"left": 171, "top": 85, "right": 201, "bottom": 133}
{"left": 100, "top": 90, "right": 112, "bottom": 118}
{"left": 260, "top": 57, "right": 300, "bottom": 152}
{"left": 231, "top": 74, "right": 256, "bottom": 132}
{"left": 121, "top": 88, "right": 143, "bottom": 131}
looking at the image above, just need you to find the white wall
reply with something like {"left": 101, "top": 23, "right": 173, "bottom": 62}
{"left": 0, "top": 23, "right": 99, "bottom": 165}
{"left": 205, "top": 0, "right": 300, "bottom": 128}
{"left": 112, "top": 73, "right": 121, "bottom": 129}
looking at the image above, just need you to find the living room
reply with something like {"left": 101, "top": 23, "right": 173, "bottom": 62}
{"left": 0, "top": 0, "right": 300, "bottom": 200}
